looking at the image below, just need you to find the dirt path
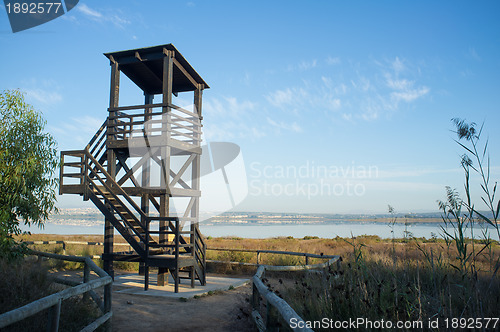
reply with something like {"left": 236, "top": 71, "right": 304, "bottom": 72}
{"left": 51, "top": 270, "right": 255, "bottom": 331}
{"left": 111, "top": 282, "right": 254, "bottom": 332}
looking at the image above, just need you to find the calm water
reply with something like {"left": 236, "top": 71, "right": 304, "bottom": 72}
{"left": 23, "top": 222, "right": 500, "bottom": 241}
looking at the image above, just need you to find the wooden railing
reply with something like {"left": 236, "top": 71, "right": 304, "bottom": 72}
{"left": 107, "top": 103, "right": 202, "bottom": 145}
{"left": 207, "top": 247, "right": 338, "bottom": 266}
{"left": 86, "top": 120, "right": 107, "bottom": 164}
{"left": 0, "top": 250, "right": 112, "bottom": 332}
{"left": 23, "top": 241, "right": 340, "bottom": 331}
{"left": 25, "top": 227, "right": 205, "bottom": 291}
{"left": 250, "top": 254, "right": 341, "bottom": 332}
{"left": 59, "top": 150, "right": 86, "bottom": 194}
{"left": 59, "top": 120, "right": 107, "bottom": 196}
{"left": 24, "top": 240, "right": 131, "bottom": 258}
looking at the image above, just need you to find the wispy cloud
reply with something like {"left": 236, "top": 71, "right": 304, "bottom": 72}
{"left": 391, "top": 57, "right": 405, "bottom": 74}
{"left": 298, "top": 59, "right": 317, "bottom": 71}
{"left": 25, "top": 88, "right": 62, "bottom": 104}
{"left": 326, "top": 56, "right": 341, "bottom": 65}
{"left": 266, "top": 87, "right": 307, "bottom": 108}
{"left": 203, "top": 96, "right": 265, "bottom": 140}
{"left": 386, "top": 77, "right": 413, "bottom": 90}
{"left": 51, "top": 115, "right": 102, "bottom": 136}
{"left": 386, "top": 75, "right": 429, "bottom": 103}
{"left": 76, "top": 4, "right": 130, "bottom": 28}
{"left": 266, "top": 56, "right": 430, "bottom": 122}
{"left": 203, "top": 95, "right": 307, "bottom": 140}
{"left": 467, "top": 47, "right": 481, "bottom": 61}
{"left": 72, "top": 115, "right": 104, "bottom": 133}
{"left": 287, "top": 59, "right": 319, "bottom": 72}
{"left": 23, "top": 79, "right": 63, "bottom": 105}
{"left": 266, "top": 117, "right": 303, "bottom": 133}
{"left": 354, "top": 57, "right": 430, "bottom": 119}
{"left": 391, "top": 87, "right": 429, "bottom": 103}
{"left": 322, "top": 77, "right": 347, "bottom": 95}
{"left": 203, "top": 121, "right": 266, "bottom": 141}
{"left": 204, "top": 96, "right": 256, "bottom": 117}
{"left": 77, "top": 4, "right": 102, "bottom": 18}
{"left": 49, "top": 115, "right": 103, "bottom": 148}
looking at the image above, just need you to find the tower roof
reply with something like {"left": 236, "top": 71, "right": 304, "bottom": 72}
{"left": 104, "top": 44, "right": 209, "bottom": 94}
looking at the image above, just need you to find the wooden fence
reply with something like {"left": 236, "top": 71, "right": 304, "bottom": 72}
{"left": 208, "top": 247, "right": 338, "bottom": 266}
{"left": 22, "top": 240, "right": 341, "bottom": 331}
{"left": 0, "top": 250, "right": 113, "bottom": 332}
{"left": 23, "top": 241, "right": 332, "bottom": 266}
{"left": 24, "top": 240, "right": 131, "bottom": 258}
{"left": 251, "top": 255, "right": 341, "bottom": 332}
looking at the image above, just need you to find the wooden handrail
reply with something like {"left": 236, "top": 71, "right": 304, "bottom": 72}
{"left": 0, "top": 250, "right": 112, "bottom": 331}
{"left": 108, "top": 103, "right": 200, "bottom": 119}
{"left": 208, "top": 247, "right": 337, "bottom": 259}
{"left": 108, "top": 111, "right": 165, "bottom": 120}
{"left": 251, "top": 256, "right": 341, "bottom": 331}
{"left": 23, "top": 240, "right": 338, "bottom": 330}
{"left": 84, "top": 149, "right": 149, "bottom": 221}
{"left": 170, "top": 112, "right": 200, "bottom": 126}
{"left": 87, "top": 176, "right": 148, "bottom": 240}
{"left": 107, "top": 118, "right": 165, "bottom": 127}
{"left": 87, "top": 120, "right": 107, "bottom": 150}
{"left": 61, "top": 150, "right": 86, "bottom": 156}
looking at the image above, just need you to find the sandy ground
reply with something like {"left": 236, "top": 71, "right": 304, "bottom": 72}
{"left": 111, "top": 282, "right": 254, "bottom": 332}
{"left": 51, "top": 270, "right": 255, "bottom": 332}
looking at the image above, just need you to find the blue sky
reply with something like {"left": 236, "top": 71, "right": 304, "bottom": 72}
{"left": 1, "top": 1, "right": 499, "bottom": 214}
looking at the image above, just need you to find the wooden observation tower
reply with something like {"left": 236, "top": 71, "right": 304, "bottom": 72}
{"left": 60, "top": 44, "right": 208, "bottom": 292}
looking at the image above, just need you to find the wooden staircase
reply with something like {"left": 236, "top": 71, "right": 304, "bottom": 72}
{"left": 60, "top": 121, "right": 206, "bottom": 292}
{"left": 61, "top": 44, "right": 209, "bottom": 293}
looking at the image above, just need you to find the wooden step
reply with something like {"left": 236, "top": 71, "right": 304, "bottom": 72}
{"left": 147, "top": 254, "right": 196, "bottom": 269}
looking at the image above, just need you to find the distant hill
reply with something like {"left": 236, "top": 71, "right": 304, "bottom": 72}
{"left": 50, "top": 208, "right": 494, "bottom": 227}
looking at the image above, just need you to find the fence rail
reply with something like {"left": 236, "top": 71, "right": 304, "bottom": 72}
{"left": 251, "top": 256, "right": 341, "bottom": 332}
{"left": 24, "top": 240, "right": 131, "bottom": 259}
{"left": 106, "top": 102, "right": 201, "bottom": 145}
{"left": 22, "top": 240, "right": 341, "bottom": 331}
{"left": 24, "top": 241, "right": 336, "bottom": 266}
{"left": 0, "top": 250, "right": 112, "bottom": 332}
{"left": 208, "top": 247, "right": 338, "bottom": 266}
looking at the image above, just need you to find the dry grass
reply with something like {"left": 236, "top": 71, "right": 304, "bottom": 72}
{"left": 275, "top": 237, "right": 500, "bottom": 331}
{"left": 16, "top": 233, "right": 499, "bottom": 272}
{"left": 205, "top": 235, "right": 499, "bottom": 268}
{"left": 8, "top": 233, "right": 500, "bottom": 331}
{"left": 0, "top": 259, "right": 102, "bottom": 331}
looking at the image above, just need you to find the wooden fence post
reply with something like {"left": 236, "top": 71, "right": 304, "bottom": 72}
{"left": 83, "top": 261, "right": 90, "bottom": 302}
{"left": 252, "top": 282, "right": 260, "bottom": 310}
{"left": 104, "top": 282, "right": 112, "bottom": 332}
{"left": 266, "top": 302, "right": 278, "bottom": 331}
{"left": 47, "top": 299, "right": 61, "bottom": 332}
